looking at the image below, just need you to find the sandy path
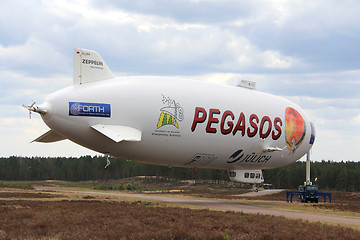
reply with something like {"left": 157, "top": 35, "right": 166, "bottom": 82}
{"left": 35, "top": 186, "right": 360, "bottom": 227}
{"left": 235, "top": 189, "right": 284, "bottom": 197}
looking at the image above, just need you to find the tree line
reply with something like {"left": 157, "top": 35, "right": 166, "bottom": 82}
{"left": 0, "top": 156, "right": 359, "bottom": 191}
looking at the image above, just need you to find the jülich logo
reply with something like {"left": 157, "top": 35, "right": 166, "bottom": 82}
{"left": 69, "top": 102, "right": 111, "bottom": 117}
{"left": 227, "top": 149, "right": 271, "bottom": 164}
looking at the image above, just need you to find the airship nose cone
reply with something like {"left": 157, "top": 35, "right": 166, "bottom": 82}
{"left": 37, "top": 102, "right": 51, "bottom": 119}
{"left": 38, "top": 102, "right": 50, "bottom": 112}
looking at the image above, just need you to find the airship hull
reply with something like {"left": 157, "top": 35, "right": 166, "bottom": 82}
{"left": 22, "top": 48, "right": 316, "bottom": 184}
{"left": 41, "top": 76, "right": 314, "bottom": 171}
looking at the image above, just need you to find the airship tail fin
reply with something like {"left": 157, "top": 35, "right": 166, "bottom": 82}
{"left": 73, "top": 48, "right": 116, "bottom": 85}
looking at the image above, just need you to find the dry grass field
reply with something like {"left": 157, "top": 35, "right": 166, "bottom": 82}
{"left": 0, "top": 182, "right": 360, "bottom": 240}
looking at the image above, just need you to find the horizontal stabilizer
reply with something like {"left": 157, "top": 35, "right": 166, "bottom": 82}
{"left": 32, "top": 130, "right": 67, "bottom": 143}
{"left": 91, "top": 124, "right": 142, "bottom": 142}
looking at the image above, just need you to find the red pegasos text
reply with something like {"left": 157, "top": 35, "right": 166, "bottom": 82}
{"left": 191, "top": 107, "right": 282, "bottom": 140}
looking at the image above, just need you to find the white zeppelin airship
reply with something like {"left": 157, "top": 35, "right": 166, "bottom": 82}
{"left": 24, "top": 48, "right": 315, "bottom": 184}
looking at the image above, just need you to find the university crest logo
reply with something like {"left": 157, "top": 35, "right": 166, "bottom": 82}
{"left": 157, "top": 94, "right": 184, "bottom": 129}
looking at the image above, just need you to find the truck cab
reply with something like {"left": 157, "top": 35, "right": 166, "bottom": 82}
{"left": 299, "top": 184, "right": 319, "bottom": 203}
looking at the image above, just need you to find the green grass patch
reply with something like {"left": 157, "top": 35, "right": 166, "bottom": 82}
{"left": 60, "top": 181, "right": 96, "bottom": 188}
{"left": 0, "top": 181, "right": 34, "bottom": 189}
{"left": 93, "top": 184, "right": 140, "bottom": 191}
{"left": 93, "top": 185, "right": 125, "bottom": 190}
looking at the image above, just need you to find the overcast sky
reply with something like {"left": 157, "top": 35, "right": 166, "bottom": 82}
{"left": 0, "top": 0, "right": 359, "bottom": 162}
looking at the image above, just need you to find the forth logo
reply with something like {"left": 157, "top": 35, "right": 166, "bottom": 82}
{"left": 69, "top": 102, "right": 111, "bottom": 118}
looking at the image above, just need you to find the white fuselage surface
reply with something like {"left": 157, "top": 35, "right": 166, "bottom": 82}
{"left": 41, "top": 76, "right": 314, "bottom": 171}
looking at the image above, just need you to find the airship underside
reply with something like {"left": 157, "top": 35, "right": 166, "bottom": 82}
{"left": 25, "top": 49, "right": 315, "bottom": 184}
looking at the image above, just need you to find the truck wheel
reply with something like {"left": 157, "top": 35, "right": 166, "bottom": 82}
{"left": 315, "top": 199, "right": 318, "bottom": 203}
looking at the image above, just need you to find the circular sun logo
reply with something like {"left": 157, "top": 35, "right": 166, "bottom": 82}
{"left": 285, "top": 107, "right": 306, "bottom": 152}
{"left": 70, "top": 103, "right": 81, "bottom": 116}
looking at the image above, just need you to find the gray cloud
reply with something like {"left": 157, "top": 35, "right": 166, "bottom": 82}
{"left": 93, "top": 0, "right": 257, "bottom": 24}
{"left": 3, "top": 0, "right": 359, "bottom": 77}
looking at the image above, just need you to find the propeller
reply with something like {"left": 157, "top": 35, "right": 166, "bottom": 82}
{"left": 22, "top": 101, "right": 36, "bottom": 119}
{"left": 22, "top": 101, "right": 47, "bottom": 119}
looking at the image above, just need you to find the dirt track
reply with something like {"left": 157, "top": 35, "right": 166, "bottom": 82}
{"left": 35, "top": 186, "right": 360, "bottom": 227}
